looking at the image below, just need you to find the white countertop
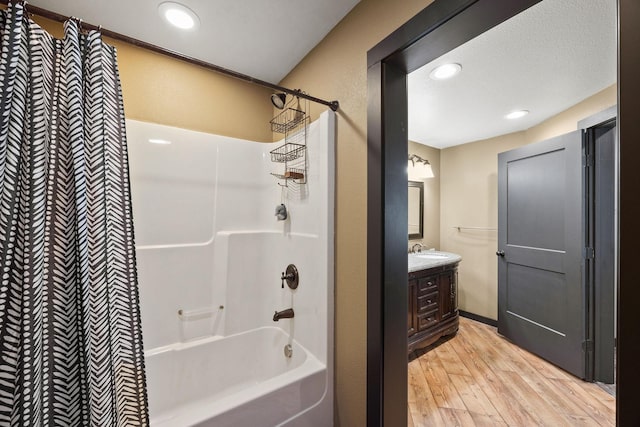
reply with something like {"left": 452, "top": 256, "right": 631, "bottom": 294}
{"left": 408, "top": 250, "right": 462, "bottom": 273}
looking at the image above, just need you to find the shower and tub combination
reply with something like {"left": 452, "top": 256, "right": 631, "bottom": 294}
{"left": 127, "top": 112, "right": 335, "bottom": 426}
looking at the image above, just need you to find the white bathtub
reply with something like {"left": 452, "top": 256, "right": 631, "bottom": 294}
{"left": 145, "top": 327, "right": 328, "bottom": 426}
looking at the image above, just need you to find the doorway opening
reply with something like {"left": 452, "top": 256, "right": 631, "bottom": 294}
{"left": 366, "top": 0, "right": 640, "bottom": 425}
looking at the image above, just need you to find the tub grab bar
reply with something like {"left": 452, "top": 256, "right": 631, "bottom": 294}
{"left": 177, "top": 305, "right": 224, "bottom": 321}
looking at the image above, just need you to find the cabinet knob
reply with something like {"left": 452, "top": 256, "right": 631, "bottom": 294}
{"left": 496, "top": 250, "right": 505, "bottom": 257}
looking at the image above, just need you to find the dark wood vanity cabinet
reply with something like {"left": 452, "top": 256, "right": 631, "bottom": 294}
{"left": 408, "top": 263, "right": 459, "bottom": 353}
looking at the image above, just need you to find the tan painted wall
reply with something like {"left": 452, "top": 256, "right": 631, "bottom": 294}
{"left": 440, "top": 84, "right": 616, "bottom": 320}
{"left": 409, "top": 141, "right": 440, "bottom": 250}
{"left": 279, "top": 0, "right": 436, "bottom": 424}
{"left": 440, "top": 132, "right": 525, "bottom": 319}
{"left": 34, "top": 16, "right": 273, "bottom": 142}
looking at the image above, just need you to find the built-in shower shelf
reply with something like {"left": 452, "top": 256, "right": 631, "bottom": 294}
{"left": 270, "top": 108, "right": 306, "bottom": 134}
{"left": 270, "top": 143, "right": 305, "bottom": 163}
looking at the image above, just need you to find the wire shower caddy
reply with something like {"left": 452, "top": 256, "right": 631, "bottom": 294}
{"left": 269, "top": 96, "right": 309, "bottom": 186}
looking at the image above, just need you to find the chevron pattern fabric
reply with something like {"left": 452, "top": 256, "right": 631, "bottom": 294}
{"left": 0, "top": 3, "right": 149, "bottom": 426}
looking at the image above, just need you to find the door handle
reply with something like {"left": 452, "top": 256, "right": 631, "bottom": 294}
{"left": 496, "top": 250, "right": 505, "bottom": 257}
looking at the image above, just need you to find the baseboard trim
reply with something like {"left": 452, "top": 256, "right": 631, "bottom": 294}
{"left": 459, "top": 310, "right": 498, "bottom": 327}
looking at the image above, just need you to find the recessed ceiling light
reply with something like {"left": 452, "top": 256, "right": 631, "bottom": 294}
{"left": 429, "top": 63, "right": 462, "bottom": 80}
{"left": 149, "top": 138, "right": 172, "bottom": 145}
{"left": 158, "top": 2, "right": 199, "bottom": 30}
{"left": 505, "top": 110, "right": 529, "bottom": 120}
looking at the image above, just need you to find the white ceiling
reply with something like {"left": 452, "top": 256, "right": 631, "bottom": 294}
{"left": 408, "top": 0, "right": 617, "bottom": 149}
{"left": 27, "top": 0, "right": 360, "bottom": 84}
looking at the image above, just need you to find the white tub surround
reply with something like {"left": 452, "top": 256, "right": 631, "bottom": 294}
{"left": 127, "top": 111, "right": 335, "bottom": 426}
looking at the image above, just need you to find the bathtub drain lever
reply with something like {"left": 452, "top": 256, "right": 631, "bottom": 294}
{"left": 284, "top": 344, "right": 293, "bottom": 358}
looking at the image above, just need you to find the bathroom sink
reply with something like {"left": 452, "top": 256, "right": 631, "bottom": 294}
{"left": 414, "top": 253, "right": 449, "bottom": 260}
{"left": 408, "top": 251, "right": 462, "bottom": 273}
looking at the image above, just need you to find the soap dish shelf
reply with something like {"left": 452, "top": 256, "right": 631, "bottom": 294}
{"left": 270, "top": 168, "right": 305, "bottom": 182}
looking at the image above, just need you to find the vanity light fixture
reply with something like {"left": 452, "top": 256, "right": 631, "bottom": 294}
{"left": 408, "top": 154, "right": 435, "bottom": 179}
{"left": 505, "top": 109, "right": 529, "bottom": 119}
{"left": 158, "top": 2, "right": 200, "bottom": 30}
{"left": 429, "top": 63, "right": 462, "bottom": 80}
{"left": 148, "top": 138, "right": 172, "bottom": 145}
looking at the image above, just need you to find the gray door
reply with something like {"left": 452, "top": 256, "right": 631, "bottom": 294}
{"left": 497, "top": 130, "right": 585, "bottom": 378}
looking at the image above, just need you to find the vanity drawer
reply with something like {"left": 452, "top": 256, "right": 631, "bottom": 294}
{"left": 418, "top": 276, "right": 438, "bottom": 294}
{"left": 417, "top": 309, "right": 438, "bottom": 331}
{"left": 417, "top": 291, "right": 438, "bottom": 313}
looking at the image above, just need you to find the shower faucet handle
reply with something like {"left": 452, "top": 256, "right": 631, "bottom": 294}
{"left": 281, "top": 271, "right": 294, "bottom": 288}
{"left": 280, "top": 264, "right": 299, "bottom": 290}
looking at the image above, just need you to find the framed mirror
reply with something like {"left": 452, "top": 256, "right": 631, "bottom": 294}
{"left": 408, "top": 181, "right": 423, "bottom": 240}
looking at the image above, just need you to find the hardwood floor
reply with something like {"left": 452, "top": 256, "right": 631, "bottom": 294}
{"left": 408, "top": 317, "right": 615, "bottom": 426}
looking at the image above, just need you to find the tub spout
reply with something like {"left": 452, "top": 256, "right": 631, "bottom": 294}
{"left": 273, "top": 308, "right": 294, "bottom": 321}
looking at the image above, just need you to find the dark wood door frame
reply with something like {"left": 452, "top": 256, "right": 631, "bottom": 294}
{"left": 366, "top": 0, "right": 640, "bottom": 425}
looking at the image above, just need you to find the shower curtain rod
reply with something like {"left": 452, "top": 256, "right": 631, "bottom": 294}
{"left": 1, "top": 0, "right": 340, "bottom": 112}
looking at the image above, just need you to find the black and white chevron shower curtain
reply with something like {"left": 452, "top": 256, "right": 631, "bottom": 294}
{"left": 0, "top": 3, "right": 149, "bottom": 426}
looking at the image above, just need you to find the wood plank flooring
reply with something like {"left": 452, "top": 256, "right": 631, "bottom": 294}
{"left": 408, "top": 317, "right": 615, "bottom": 426}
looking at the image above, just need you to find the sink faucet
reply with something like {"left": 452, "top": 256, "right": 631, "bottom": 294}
{"left": 273, "top": 308, "right": 294, "bottom": 321}
{"left": 410, "top": 243, "right": 424, "bottom": 253}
